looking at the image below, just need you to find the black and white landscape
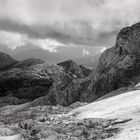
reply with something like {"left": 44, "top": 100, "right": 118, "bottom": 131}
{"left": 0, "top": 0, "right": 140, "bottom": 140}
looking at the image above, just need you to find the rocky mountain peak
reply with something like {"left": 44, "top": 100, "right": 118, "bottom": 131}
{"left": 79, "top": 22, "right": 140, "bottom": 101}
{"left": 57, "top": 59, "right": 91, "bottom": 78}
{"left": 116, "top": 22, "right": 140, "bottom": 55}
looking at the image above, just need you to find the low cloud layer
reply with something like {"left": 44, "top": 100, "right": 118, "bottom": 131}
{"left": 0, "top": 31, "right": 66, "bottom": 52}
{"left": 0, "top": 0, "right": 140, "bottom": 51}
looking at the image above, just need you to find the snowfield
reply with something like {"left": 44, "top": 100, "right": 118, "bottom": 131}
{"left": 69, "top": 89, "right": 140, "bottom": 140}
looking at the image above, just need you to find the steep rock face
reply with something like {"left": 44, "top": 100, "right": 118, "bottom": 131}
{"left": 0, "top": 52, "right": 18, "bottom": 71}
{"left": 57, "top": 60, "right": 91, "bottom": 78}
{"left": 30, "top": 69, "right": 81, "bottom": 106}
{"left": 78, "top": 22, "right": 140, "bottom": 101}
{"left": 0, "top": 63, "right": 74, "bottom": 104}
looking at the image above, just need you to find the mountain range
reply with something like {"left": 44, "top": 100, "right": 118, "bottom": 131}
{"left": 0, "top": 43, "right": 101, "bottom": 68}
{"left": 1, "top": 22, "right": 140, "bottom": 139}
{"left": 1, "top": 22, "right": 140, "bottom": 106}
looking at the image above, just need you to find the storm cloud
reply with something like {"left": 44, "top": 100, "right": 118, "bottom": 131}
{"left": 0, "top": 0, "right": 140, "bottom": 50}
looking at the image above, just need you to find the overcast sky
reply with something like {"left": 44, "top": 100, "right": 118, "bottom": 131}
{"left": 0, "top": 0, "right": 140, "bottom": 52}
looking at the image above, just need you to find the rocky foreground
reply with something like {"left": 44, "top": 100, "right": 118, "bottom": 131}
{"left": 1, "top": 83, "right": 140, "bottom": 140}
{"left": 0, "top": 101, "right": 131, "bottom": 140}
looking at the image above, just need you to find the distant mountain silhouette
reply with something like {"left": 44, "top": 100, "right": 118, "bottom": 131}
{"left": 13, "top": 48, "right": 65, "bottom": 63}
{"left": 74, "top": 54, "right": 100, "bottom": 69}
{"left": 12, "top": 45, "right": 100, "bottom": 66}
